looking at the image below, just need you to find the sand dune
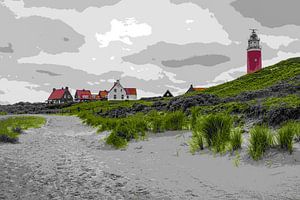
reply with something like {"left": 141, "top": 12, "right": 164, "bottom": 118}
{"left": 0, "top": 115, "right": 299, "bottom": 199}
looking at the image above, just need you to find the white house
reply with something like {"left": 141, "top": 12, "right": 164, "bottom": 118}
{"left": 108, "top": 80, "right": 137, "bottom": 101}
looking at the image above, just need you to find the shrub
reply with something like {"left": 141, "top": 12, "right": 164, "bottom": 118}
{"left": 199, "top": 114, "right": 233, "bottom": 152}
{"left": 164, "top": 111, "right": 185, "bottom": 131}
{"left": 230, "top": 127, "right": 243, "bottom": 151}
{"left": 277, "top": 122, "right": 300, "bottom": 153}
{"left": 248, "top": 126, "right": 273, "bottom": 160}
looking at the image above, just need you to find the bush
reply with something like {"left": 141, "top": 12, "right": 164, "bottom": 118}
{"left": 230, "top": 128, "right": 243, "bottom": 151}
{"left": 277, "top": 122, "right": 299, "bottom": 153}
{"left": 248, "top": 126, "right": 273, "bottom": 160}
{"left": 199, "top": 114, "right": 233, "bottom": 152}
{"left": 164, "top": 111, "right": 185, "bottom": 131}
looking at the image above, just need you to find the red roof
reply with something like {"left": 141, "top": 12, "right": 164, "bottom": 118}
{"left": 125, "top": 88, "right": 137, "bottom": 95}
{"left": 99, "top": 90, "right": 108, "bottom": 98}
{"left": 75, "top": 89, "right": 92, "bottom": 100}
{"left": 48, "top": 89, "right": 65, "bottom": 100}
{"left": 193, "top": 88, "right": 206, "bottom": 92}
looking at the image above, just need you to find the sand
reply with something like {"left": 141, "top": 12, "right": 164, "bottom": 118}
{"left": 0, "top": 115, "right": 299, "bottom": 199}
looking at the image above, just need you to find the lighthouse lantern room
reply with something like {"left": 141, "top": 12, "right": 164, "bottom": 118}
{"left": 247, "top": 29, "right": 262, "bottom": 74}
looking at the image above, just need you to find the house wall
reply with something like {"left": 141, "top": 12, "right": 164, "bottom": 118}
{"left": 127, "top": 94, "right": 137, "bottom": 100}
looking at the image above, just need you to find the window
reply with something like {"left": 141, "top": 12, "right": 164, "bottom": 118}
{"left": 127, "top": 96, "right": 129, "bottom": 99}
{"left": 114, "top": 95, "right": 117, "bottom": 99}
{"left": 121, "top": 89, "right": 123, "bottom": 92}
{"left": 114, "top": 89, "right": 117, "bottom": 92}
{"left": 121, "top": 95, "right": 124, "bottom": 99}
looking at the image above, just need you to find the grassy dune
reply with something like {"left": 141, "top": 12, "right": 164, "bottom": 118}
{"left": 187, "top": 57, "right": 300, "bottom": 97}
{"left": 63, "top": 58, "right": 300, "bottom": 159}
{"left": 0, "top": 116, "right": 46, "bottom": 143}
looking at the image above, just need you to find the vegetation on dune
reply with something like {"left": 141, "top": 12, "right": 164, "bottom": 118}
{"left": 0, "top": 116, "right": 46, "bottom": 143}
{"left": 76, "top": 110, "right": 188, "bottom": 148}
{"left": 61, "top": 57, "right": 299, "bottom": 160}
{"left": 163, "top": 111, "right": 186, "bottom": 131}
{"left": 189, "top": 114, "right": 242, "bottom": 153}
{"left": 0, "top": 112, "right": 7, "bottom": 115}
{"left": 262, "top": 95, "right": 300, "bottom": 109}
{"left": 186, "top": 57, "right": 300, "bottom": 98}
{"left": 276, "top": 121, "right": 300, "bottom": 153}
{"left": 248, "top": 126, "right": 273, "bottom": 160}
{"left": 230, "top": 127, "right": 243, "bottom": 151}
{"left": 63, "top": 100, "right": 153, "bottom": 115}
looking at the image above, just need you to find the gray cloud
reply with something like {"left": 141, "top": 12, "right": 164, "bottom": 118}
{"left": 122, "top": 41, "right": 278, "bottom": 86}
{"left": 21, "top": 0, "right": 123, "bottom": 12}
{"left": 231, "top": 0, "right": 300, "bottom": 28}
{"left": 0, "top": 90, "right": 5, "bottom": 94}
{"left": 0, "top": 43, "right": 13, "bottom": 53}
{"left": 0, "top": 4, "right": 85, "bottom": 58}
{"left": 36, "top": 70, "right": 61, "bottom": 76}
{"left": 161, "top": 55, "right": 230, "bottom": 68}
{"left": 0, "top": 58, "right": 181, "bottom": 98}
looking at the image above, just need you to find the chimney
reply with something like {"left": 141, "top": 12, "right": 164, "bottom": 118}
{"left": 65, "top": 87, "right": 69, "bottom": 91}
{"left": 53, "top": 88, "right": 56, "bottom": 92}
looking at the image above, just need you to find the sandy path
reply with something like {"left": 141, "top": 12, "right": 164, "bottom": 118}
{"left": 0, "top": 115, "right": 300, "bottom": 200}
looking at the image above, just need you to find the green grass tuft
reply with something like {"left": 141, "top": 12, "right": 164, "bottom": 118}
{"left": 248, "top": 126, "right": 273, "bottom": 160}
{"left": 230, "top": 127, "right": 243, "bottom": 151}
{"left": 164, "top": 111, "right": 186, "bottom": 131}
{"left": 276, "top": 122, "right": 300, "bottom": 153}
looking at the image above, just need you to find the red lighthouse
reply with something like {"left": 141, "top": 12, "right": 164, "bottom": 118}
{"left": 247, "top": 29, "right": 262, "bottom": 74}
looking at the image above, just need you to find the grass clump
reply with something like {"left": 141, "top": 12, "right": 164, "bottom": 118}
{"left": 189, "top": 117, "right": 204, "bottom": 154}
{"left": 248, "top": 126, "right": 273, "bottom": 160}
{"left": 0, "top": 116, "right": 46, "bottom": 143}
{"left": 146, "top": 110, "right": 165, "bottom": 133}
{"left": 230, "top": 127, "right": 243, "bottom": 151}
{"left": 0, "top": 111, "right": 7, "bottom": 115}
{"left": 190, "top": 114, "right": 233, "bottom": 153}
{"left": 200, "top": 114, "right": 233, "bottom": 152}
{"left": 105, "top": 116, "right": 149, "bottom": 149}
{"left": 276, "top": 122, "right": 300, "bottom": 153}
{"left": 164, "top": 111, "right": 185, "bottom": 131}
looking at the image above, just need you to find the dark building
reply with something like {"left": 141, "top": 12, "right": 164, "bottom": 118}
{"left": 47, "top": 87, "right": 73, "bottom": 104}
{"left": 185, "top": 84, "right": 206, "bottom": 94}
{"left": 163, "top": 90, "right": 174, "bottom": 98}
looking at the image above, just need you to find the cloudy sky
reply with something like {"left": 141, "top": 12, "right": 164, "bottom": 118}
{"left": 1, "top": 0, "right": 300, "bottom": 104}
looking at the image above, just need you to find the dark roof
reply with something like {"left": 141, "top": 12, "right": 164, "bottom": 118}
{"left": 163, "top": 90, "right": 173, "bottom": 97}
